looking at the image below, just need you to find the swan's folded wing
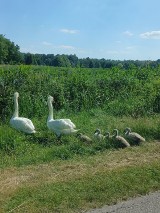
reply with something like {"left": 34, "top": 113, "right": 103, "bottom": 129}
{"left": 60, "top": 119, "right": 76, "bottom": 128}
{"left": 10, "top": 117, "right": 35, "bottom": 133}
{"left": 47, "top": 119, "right": 80, "bottom": 137}
{"left": 23, "top": 118, "right": 35, "bottom": 129}
{"left": 49, "top": 119, "right": 75, "bottom": 130}
{"left": 61, "top": 129, "right": 79, "bottom": 134}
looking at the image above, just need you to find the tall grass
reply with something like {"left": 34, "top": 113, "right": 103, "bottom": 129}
{"left": 1, "top": 65, "right": 160, "bottom": 122}
{"left": 1, "top": 65, "right": 160, "bottom": 167}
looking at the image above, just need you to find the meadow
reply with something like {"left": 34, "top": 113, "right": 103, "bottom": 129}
{"left": 1, "top": 65, "right": 160, "bottom": 212}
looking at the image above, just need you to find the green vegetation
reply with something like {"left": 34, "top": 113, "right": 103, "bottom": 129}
{"left": 1, "top": 143, "right": 160, "bottom": 213}
{"left": 1, "top": 34, "right": 160, "bottom": 68}
{"left": 0, "top": 35, "right": 22, "bottom": 64}
{"left": 0, "top": 112, "right": 160, "bottom": 168}
{"left": 1, "top": 64, "right": 160, "bottom": 164}
{"left": 1, "top": 64, "right": 160, "bottom": 120}
{"left": 1, "top": 64, "right": 160, "bottom": 212}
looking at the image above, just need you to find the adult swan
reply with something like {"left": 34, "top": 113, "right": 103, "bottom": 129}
{"left": 10, "top": 92, "right": 36, "bottom": 134}
{"left": 47, "top": 95, "right": 79, "bottom": 140}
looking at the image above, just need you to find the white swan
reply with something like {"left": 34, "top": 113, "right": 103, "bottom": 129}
{"left": 47, "top": 95, "right": 79, "bottom": 140}
{"left": 10, "top": 92, "right": 36, "bottom": 134}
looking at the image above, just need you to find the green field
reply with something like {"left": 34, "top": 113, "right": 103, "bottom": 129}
{"left": 1, "top": 65, "right": 160, "bottom": 212}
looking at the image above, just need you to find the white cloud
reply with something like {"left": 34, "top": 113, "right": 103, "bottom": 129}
{"left": 140, "top": 30, "right": 160, "bottom": 39}
{"left": 123, "top": 30, "right": 133, "bottom": 36}
{"left": 60, "top": 28, "right": 79, "bottom": 34}
{"left": 125, "top": 46, "right": 135, "bottom": 50}
{"left": 41, "top": 42, "right": 75, "bottom": 49}
{"left": 106, "top": 50, "right": 119, "bottom": 54}
{"left": 59, "top": 45, "right": 75, "bottom": 50}
{"left": 42, "top": 41, "right": 52, "bottom": 46}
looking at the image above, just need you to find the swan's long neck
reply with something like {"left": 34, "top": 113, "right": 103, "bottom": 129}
{"left": 47, "top": 98, "right": 54, "bottom": 121}
{"left": 96, "top": 129, "right": 101, "bottom": 134}
{"left": 114, "top": 129, "right": 118, "bottom": 137}
{"left": 13, "top": 95, "right": 19, "bottom": 118}
{"left": 125, "top": 128, "right": 130, "bottom": 135}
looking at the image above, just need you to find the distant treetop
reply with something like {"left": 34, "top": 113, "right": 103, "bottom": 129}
{"left": 0, "top": 34, "right": 159, "bottom": 68}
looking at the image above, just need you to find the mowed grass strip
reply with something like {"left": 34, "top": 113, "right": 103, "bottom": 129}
{"left": 3, "top": 161, "right": 160, "bottom": 213}
{"left": 1, "top": 142, "right": 160, "bottom": 213}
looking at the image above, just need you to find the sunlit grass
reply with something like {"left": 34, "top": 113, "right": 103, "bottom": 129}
{"left": 1, "top": 111, "right": 160, "bottom": 168}
{"left": 1, "top": 148, "right": 160, "bottom": 213}
{"left": 1, "top": 65, "right": 160, "bottom": 212}
{"left": 1, "top": 110, "right": 160, "bottom": 212}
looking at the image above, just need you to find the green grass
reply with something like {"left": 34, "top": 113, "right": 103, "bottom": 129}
{"left": 1, "top": 111, "right": 160, "bottom": 168}
{"left": 1, "top": 65, "right": 160, "bottom": 121}
{"left": 1, "top": 65, "right": 160, "bottom": 212}
{"left": 2, "top": 157, "right": 160, "bottom": 213}
{"left": 1, "top": 110, "right": 160, "bottom": 213}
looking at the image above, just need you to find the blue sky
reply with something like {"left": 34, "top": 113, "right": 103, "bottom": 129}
{"left": 1, "top": 0, "right": 160, "bottom": 60}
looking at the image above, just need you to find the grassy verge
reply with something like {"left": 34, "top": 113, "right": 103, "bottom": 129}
{"left": 1, "top": 142, "right": 160, "bottom": 213}
{"left": 1, "top": 111, "right": 160, "bottom": 212}
{"left": 1, "top": 112, "right": 160, "bottom": 168}
{"left": 1, "top": 65, "right": 160, "bottom": 212}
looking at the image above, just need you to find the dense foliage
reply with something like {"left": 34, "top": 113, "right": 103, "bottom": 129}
{"left": 0, "top": 34, "right": 22, "bottom": 64}
{"left": 22, "top": 53, "right": 160, "bottom": 69}
{"left": 1, "top": 65, "right": 160, "bottom": 122}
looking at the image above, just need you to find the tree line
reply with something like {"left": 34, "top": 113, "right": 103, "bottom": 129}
{"left": 1, "top": 34, "right": 160, "bottom": 69}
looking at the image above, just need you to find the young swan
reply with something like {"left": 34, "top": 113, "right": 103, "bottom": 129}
{"left": 94, "top": 129, "right": 105, "bottom": 141}
{"left": 124, "top": 127, "right": 145, "bottom": 145}
{"left": 113, "top": 129, "right": 130, "bottom": 148}
{"left": 104, "top": 131, "right": 116, "bottom": 148}
{"left": 10, "top": 92, "right": 36, "bottom": 134}
{"left": 76, "top": 133, "right": 92, "bottom": 144}
{"left": 47, "top": 95, "right": 79, "bottom": 140}
{"left": 105, "top": 131, "right": 113, "bottom": 139}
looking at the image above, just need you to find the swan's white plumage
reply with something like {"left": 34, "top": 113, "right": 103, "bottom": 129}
{"left": 10, "top": 92, "right": 36, "bottom": 134}
{"left": 47, "top": 95, "right": 78, "bottom": 138}
{"left": 47, "top": 119, "right": 77, "bottom": 136}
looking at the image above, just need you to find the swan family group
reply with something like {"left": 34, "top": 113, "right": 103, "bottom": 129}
{"left": 10, "top": 92, "right": 145, "bottom": 146}
{"left": 92, "top": 128, "right": 145, "bottom": 148}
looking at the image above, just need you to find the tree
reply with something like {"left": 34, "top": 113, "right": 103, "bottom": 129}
{"left": 53, "top": 54, "right": 71, "bottom": 67}
{"left": 0, "top": 34, "right": 22, "bottom": 64}
{"left": 0, "top": 34, "right": 8, "bottom": 63}
{"left": 68, "top": 54, "right": 79, "bottom": 67}
{"left": 7, "top": 42, "right": 22, "bottom": 64}
{"left": 24, "top": 53, "right": 34, "bottom": 65}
